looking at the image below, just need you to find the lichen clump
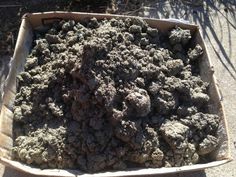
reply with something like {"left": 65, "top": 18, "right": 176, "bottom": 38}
{"left": 13, "top": 17, "right": 220, "bottom": 172}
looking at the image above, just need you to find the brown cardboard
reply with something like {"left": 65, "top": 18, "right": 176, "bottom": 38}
{"left": 0, "top": 12, "right": 232, "bottom": 176}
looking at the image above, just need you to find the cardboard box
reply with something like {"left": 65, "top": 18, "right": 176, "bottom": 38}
{"left": 0, "top": 12, "right": 232, "bottom": 176}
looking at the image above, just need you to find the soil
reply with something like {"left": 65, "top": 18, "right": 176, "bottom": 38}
{"left": 12, "top": 17, "right": 220, "bottom": 172}
{"left": 0, "top": 0, "right": 114, "bottom": 55}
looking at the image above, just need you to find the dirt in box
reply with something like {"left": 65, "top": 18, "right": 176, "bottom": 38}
{"left": 12, "top": 17, "right": 220, "bottom": 172}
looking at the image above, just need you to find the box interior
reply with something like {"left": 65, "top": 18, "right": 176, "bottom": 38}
{"left": 0, "top": 12, "right": 231, "bottom": 176}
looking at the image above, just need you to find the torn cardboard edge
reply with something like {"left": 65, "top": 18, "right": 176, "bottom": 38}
{"left": 0, "top": 158, "right": 231, "bottom": 177}
{"left": 0, "top": 12, "right": 232, "bottom": 176}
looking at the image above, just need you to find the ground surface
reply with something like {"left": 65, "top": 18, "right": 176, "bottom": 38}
{"left": 0, "top": 0, "right": 235, "bottom": 176}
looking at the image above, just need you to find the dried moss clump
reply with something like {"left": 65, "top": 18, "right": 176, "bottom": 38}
{"left": 13, "top": 17, "right": 220, "bottom": 172}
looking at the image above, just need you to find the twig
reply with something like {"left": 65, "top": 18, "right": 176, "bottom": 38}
{"left": 122, "top": 6, "right": 143, "bottom": 15}
{"left": 0, "top": 4, "right": 22, "bottom": 8}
